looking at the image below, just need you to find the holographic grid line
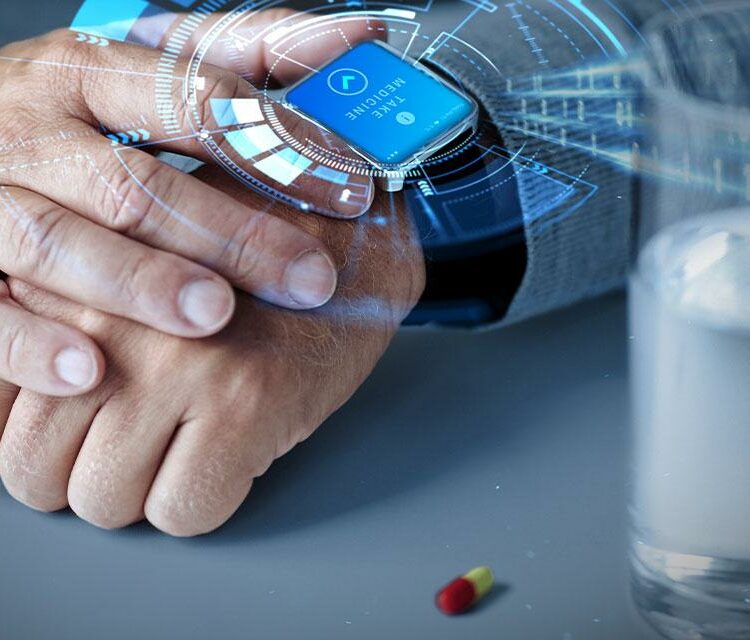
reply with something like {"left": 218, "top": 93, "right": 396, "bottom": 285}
{"left": 506, "top": 2, "right": 552, "bottom": 66}
{"left": 0, "top": 54, "right": 182, "bottom": 80}
{"left": 501, "top": 53, "right": 750, "bottom": 204}
{"left": 61, "top": 2, "right": 648, "bottom": 235}
{"left": 414, "top": 142, "right": 524, "bottom": 198}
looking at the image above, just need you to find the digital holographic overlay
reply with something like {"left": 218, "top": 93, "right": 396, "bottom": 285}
{"left": 0, "top": 0, "right": 741, "bottom": 322}
{"left": 62, "top": 0, "right": 750, "bottom": 244}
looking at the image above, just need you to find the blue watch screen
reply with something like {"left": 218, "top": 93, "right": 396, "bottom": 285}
{"left": 285, "top": 41, "right": 474, "bottom": 166}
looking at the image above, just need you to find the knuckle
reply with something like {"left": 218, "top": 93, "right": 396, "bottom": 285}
{"left": 113, "top": 251, "right": 161, "bottom": 311}
{"left": 0, "top": 321, "right": 29, "bottom": 380}
{"left": 41, "top": 31, "right": 85, "bottom": 61}
{"left": 219, "top": 216, "right": 267, "bottom": 286}
{"left": 0, "top": 33, "right": 79, "bottom": 121}
{"left": 103, "top": 155, "right": 173, "bottom": 234}
{"left": 9, "top": 199, "right": 69, "bottom": 281}
{"left": 172, "top": 68, "right": 241, "bottom": 138}
{"left": 42, "top": 36, "right": 93, "bottom": 111}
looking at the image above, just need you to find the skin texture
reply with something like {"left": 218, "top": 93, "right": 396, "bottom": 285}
{"left": 0, "top": 167, "right": 426, "bottom": 536}
{"left": 0, "top": 10, "right": 381, "bottom": 395}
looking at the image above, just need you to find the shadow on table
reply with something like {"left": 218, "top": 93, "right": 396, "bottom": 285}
{"left": 189, "top": 294, "right": 627, "bottom": 543}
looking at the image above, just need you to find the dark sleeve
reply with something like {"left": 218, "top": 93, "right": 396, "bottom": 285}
{"left": 428, "top": 0, "right": 670, "bottom": 325}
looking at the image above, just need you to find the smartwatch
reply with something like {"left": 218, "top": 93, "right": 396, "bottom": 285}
{"left": 284, "top": 40, "right": 479, "bottom": 192}
{"left": 284, "top": 39, "right": 526, "bottom": 327}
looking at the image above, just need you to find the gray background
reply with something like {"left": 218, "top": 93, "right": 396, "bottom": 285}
{"left": 0, "top": 3, "right": 660, "bottom": 639}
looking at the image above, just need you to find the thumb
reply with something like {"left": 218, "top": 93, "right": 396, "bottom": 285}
{"left": 0, "top": 281, "right": 105, "bottom": 398}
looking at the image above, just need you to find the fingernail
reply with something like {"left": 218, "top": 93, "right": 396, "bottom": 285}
{"left": 54, "top": 347, "right": 96, "bottom": 388}
{"left": 286, "top": 250, "right": 338, "bottom": 308}
{"left": 332, "top": 179, "right": 374, "bottom": 218}
{"left": 179, "top": 279, "right": 234, "bottom": 330}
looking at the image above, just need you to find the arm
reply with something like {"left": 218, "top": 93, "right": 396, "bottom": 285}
{"left": 0, "top": 167, "right": 425, "bottom": 536}
{"left": 0, "top": 11, "right": 379, "bottom": 395}
{"left": 431, "top": 0, "right": 671, "bottom": 324}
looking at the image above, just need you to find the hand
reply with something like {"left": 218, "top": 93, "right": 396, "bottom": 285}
{"left": 0, "top": 10, "right": 379, "bottom": 395}
{"left": 0, "top": 166, "right": 425, "bottom": 536}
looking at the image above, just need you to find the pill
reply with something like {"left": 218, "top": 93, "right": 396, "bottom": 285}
{"left": 435, "top": 566, "right": 494, "bottom": 615}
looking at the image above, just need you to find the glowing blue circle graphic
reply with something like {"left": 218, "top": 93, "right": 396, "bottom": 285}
{"left": 326, "top": 68, "right": 369, "bottom": 96}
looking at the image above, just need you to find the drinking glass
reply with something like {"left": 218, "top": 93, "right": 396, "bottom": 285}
{"left": 629, "top": 4, "right": 750, "bottom": 639}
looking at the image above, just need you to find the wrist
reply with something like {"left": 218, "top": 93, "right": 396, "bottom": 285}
{"left": 403, "top": 114, "right": 526, "bottom": 326}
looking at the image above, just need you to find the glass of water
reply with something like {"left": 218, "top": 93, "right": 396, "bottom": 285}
{"left": 629, "top": 4, "right": 750, "bottom": 639}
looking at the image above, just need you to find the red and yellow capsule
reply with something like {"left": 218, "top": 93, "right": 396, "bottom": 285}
{"left": 435, "top": 566, "right": 494, "bottom": 615}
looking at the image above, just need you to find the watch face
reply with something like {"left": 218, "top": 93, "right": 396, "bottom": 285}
{"left": 285, "top": 41, "right": 476, "bottom": 167}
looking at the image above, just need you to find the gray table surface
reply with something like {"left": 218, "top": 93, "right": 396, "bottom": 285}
{"left": 0, "top": 2, "right": 660, "bottom": 638}
{"left": 0, "top": 292, "right": 660, "bottom": 640}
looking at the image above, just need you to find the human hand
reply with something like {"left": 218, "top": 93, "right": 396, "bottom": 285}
{"left": 0, "top": 11, "right": 379, "bottom": 396}
{"left": 0, "top": 166, "right": 425, "bottom": 536}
